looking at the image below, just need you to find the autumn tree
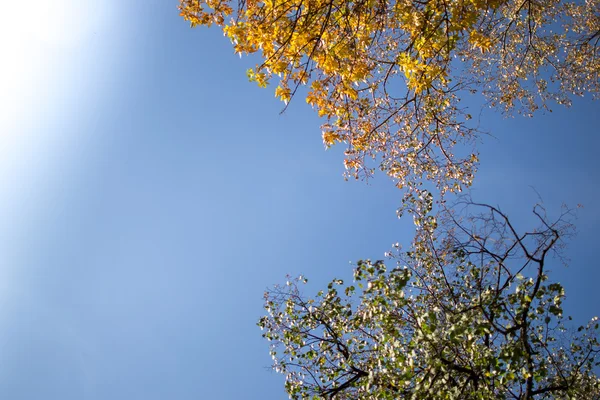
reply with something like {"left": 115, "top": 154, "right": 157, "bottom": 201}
{"left": 179, "top": 0, "right": 599, "bottom": 194}
{"left": 259, "top": 199, "right": 600, "bottom": 399}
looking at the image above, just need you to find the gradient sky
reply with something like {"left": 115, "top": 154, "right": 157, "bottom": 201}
{"left": 0, "top": 1, "right": 598, "bottom": 399}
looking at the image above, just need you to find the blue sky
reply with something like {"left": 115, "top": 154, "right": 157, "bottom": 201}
{"left": 0, "top": 1, "right": 598, "bottom": 398}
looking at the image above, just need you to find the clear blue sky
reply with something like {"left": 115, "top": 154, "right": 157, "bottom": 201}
{"left": 0, "top": 1, "right": 598, "bottom": 399}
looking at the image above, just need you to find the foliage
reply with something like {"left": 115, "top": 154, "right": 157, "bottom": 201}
{"left": 258, "top": 200, "right": 600, "bottom": 399}
{"left": 179, "top": 0, "right": 599, "bottom": 193}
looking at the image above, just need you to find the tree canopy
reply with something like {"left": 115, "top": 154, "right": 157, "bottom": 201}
{"left": 178, "top": 2, "right": 600, "bottom": 397}
{"left": 179, "top": 0, "right": 599, "bottom": 193}
{"left": 259, "top": 200, "right": 600, "bottom": 399}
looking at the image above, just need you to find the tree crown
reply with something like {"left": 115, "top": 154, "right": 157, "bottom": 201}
{"left": 259, "top": 200, "right": 600, "bottom": 399}
{"left": 180, "top": 0, "right": 599, "bottom": 193}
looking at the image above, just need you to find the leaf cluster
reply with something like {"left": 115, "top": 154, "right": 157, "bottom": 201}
{"left": 259, "top": 201, "right": 600, "bottom": 399}
{"left": 180, "top": 0, "right": 599, "bottom": 193}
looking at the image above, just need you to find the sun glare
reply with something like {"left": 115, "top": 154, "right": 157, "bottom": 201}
{"left": 0, "top": 0, "right": 114, "bottom": 292}
{"left": 0, "top": 0, "right": 112, "bottom": 202}
{"left": 0, "top": 0, "right": 110, "bottom": 130}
